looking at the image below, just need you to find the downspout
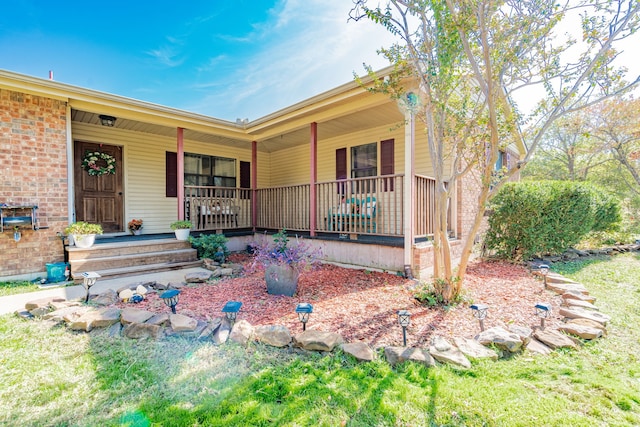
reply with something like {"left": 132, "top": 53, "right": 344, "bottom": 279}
{"left": 310, "top": 122, "right": 318, "bottom": 237}
{"left": 66, "top": 103, "right": 74, "bottom": 224}
{"left": 252, "top": 140, "right": 257, "bottom": 231}
{"left": 403, "top": 110, "right": 415, "bottom": 279}
{"left": 177, "top": 127, "right": 185, "bottom": 220}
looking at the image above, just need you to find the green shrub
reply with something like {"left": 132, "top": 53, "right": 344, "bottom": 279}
{"left": 485, "top": 181, "right": 621, "bottom": 260}
{"left": 189, "top": 234, "right": 230, "bottom": 262}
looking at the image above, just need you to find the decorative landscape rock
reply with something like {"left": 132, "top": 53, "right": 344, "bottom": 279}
{"left": 43, "top": 306, "right": 81, "bottom": 322}
{"left": 508, "top": 325, "right": 533, "bottom": 346}
{"left": 69, "top": 307, "right": 121, "bottom": 332}
{"left": 384, "top": 346, "right": 435, "bottom": 367}
{"left": 92, "top": 289, "right": 119, "bottom": 306}
{"left": 545, "top": 274, "right": 579, "bottom": 285}
{"left": 198, "top": 317, "right": 221, "bottom": 340}
{"left": 119, "top": 289, "right": 134, "bottom": 301}
{"left": 558, "top": 323, "right": 603, "bottom": 340}
{"left": 49, "top": 300, "right": 81, "bottom": 310}
{"left": 124, "top": 323, "right": 162, "bottom": 340}
{"left": 293, "top": 330, "right": 344, "bottom": 352}
{"left": 167, "top": 282, "right": 185, "bottom": 290}
{"left": 533, "top": 329, "right": 579, "bottom": 350}
{"left": 185, "top": 271, "right": 213, "bottom": 283}
{"left": 169, "top": 314, "right": 198, "bottom": 332}
{"left": 255, "top": 325, "right": 292, "bottom": 347}
{"left": 213, "top": 318, "right": 232, "bottom": 345}
{"left": 25, "top": 296, "right": 66, "bottom": 311}
{"left": 230, "top": 319, "right": 254, "bottom": 345}
{"left": 558, "top": 307, "right": 611, "bottom": 325}
{"left": 476, "top": 326, "right": 523, "bottom": 353}
{"left": 526, "top": 338, "right": 553, "bottom": 355}
{"left": 136, "top": 285, "right": 148, "bottom": 296}
{"left": 452, "top": 337, "right": 499, "bottom": 361}
{"left": 120, "top": 307, "right": 155, "bottom": 325}
{"left": 429, "top": 336, "right": 471, "bottom": 369}
{"left": 566, "top": 318, "right": 607, "bottom": 335}
{"left": 146, "top": 313, "right": 170, "bottom": 326}
{"left": 341, "top": 342, "right": 375, "bottom": 362}
{"left": 546, "top": 282, "right": 589, "bottom": 295}
{"left": 562, "top": 299, "right": 598, "bottom": 311}
{"left": 562, "top": 291, "right": 596, "bottom": 304}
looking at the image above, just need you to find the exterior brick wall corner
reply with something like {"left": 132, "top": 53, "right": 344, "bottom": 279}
{"left": 0, "top": 89, "right": 69, "bottom": 279}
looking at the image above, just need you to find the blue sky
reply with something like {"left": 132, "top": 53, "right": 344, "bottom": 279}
{"left": 0, "top": 0, "right": 395, "bottom": 121}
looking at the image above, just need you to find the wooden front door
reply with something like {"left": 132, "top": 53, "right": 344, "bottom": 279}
{"left": 74, "top": 141, "right": 123, "bottom": 233}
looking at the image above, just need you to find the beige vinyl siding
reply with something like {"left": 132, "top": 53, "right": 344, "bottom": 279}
{"left": 316, "top": 124, "right": 405, "bottom": 183}
{"left": 269, "top": 144, "right": 310, "bottom": 186}
{"left": 72, "top": 123, "right": 253, "bottom": 234}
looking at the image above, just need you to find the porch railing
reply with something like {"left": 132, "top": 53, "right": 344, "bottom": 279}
{"left": 184, "top": 174, "right": 445, "bottom": 239}
{"left": 185, "top": 186, "right": 252, "bottom": 231}
{"left": 255, "top": 184, "right": 311, "bottom": 231}
{"left": 315, "top": 175, "right": 405, "bottom": 236}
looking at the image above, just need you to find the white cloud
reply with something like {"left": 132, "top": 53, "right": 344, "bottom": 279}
{"left": 192, "top": 0, "right": 398, "bottom": 121}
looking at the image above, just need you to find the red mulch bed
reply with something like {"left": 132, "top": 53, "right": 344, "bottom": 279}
{"left": 127, "top": 254, "right": 563, "bottom": 348}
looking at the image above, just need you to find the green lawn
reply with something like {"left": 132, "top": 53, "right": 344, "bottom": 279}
{"left": 1, "top": 254, "right": 640, "bottom": 426}
{"left": 0, "top": 280, "right": 41, "bottom": 297}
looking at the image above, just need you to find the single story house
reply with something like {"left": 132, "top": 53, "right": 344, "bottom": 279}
{"left": 0, "top": 68, "right": 523, "bottom": 281}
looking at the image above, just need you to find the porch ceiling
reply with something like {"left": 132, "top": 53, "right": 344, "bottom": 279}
{"left": 72, "top": 101, "right": 404, "bottom": 154}
{"left": 71, "top": 109, "right": 254, "bottom": 150}
{"left": 255, "top": 101, "right": 404, "bottom": 153}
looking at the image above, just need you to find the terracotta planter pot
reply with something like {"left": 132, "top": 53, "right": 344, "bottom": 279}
{"left": 265, "top": 264, "right": 299, "bottom": 297}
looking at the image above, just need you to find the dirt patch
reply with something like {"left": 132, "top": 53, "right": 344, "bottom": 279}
{"left": 125, "top": 255, "right": 563, "bottom": 348}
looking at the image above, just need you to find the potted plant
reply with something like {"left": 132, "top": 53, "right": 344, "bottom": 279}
{"left": 128, "top": 218, "right": 143, "bottom": 235}
{"left": 251, "top": 229, "right": 321, "bottom": 296}
{"left": 170, "top": 220, "right": 193, "bottom": 241}
{"left": 64, "top": 221, "right": 103, "bottom": 248}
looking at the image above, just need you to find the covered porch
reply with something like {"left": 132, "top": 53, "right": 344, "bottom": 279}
{"left": 184, "top": 174, "right": 454, "bottom": 240}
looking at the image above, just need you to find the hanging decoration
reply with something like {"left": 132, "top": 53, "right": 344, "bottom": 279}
{"left": 81, "top": 151, "right": 116, "bottom": 176}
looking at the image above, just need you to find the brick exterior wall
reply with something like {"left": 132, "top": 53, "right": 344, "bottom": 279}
{"left": 413, "top": 150, "right": 521, "bottom": 279}
{"left": 413, "top": 171, "right": 480, "bottom": 278}
{"left": 0, "top": 89, "right": 69, "bottom": 279}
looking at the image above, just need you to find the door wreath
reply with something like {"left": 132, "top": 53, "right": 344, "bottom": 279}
{"left": 81, "top": 151, "right": 116, "bottom": 176}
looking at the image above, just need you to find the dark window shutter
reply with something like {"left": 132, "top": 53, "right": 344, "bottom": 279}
{"left": 336, "top": 148, "right": 347, "bottom": 194}
{"left": 166, "top": 151, "right": 177, "bottom": 197}
{"left": 381, "top": 139, "right": 394, "bottom": 191}
{"left": 240, "top": 161, "right": 251, "bottom": 188}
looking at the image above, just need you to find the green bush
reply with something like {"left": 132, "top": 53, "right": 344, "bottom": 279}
{"left": 484, "top": 181, "right": 621, "bottom": 260}
{"left": 189, "top": 234, "right": 230, "bottom": 262}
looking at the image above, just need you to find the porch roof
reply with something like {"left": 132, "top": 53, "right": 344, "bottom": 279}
{"left": 0, "top": 67, "right": 404, "bottom": 153}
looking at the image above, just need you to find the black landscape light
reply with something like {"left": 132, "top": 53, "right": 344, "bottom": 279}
{"left": 295, "top": 303, "right": 313, "bottom": 331}
{"left": 397, "top": 309, "right": 411, "bottom": 346}
{"left": 538, "top": 264, "right": 550, "bottom": 287}
{"left": 535, "top": 302, "right": 552, "bottom": 329}
{"left": 81, "top": 271, "right": 101, "bottom": 303}
{"left": 470, "top": 303, "right": 489, "bottom": 332}
{"left": 222, "top": 301, "right": 242, "bottom": 324}
{"left": 160, "top": 289, "right": 180, "bottom": 314}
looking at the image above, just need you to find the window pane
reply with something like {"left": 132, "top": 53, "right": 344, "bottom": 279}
{"left": 214, "top": 158, "right": 236, "bottom": 177}
{"left": 351, "top": 142, "right": 377, "bottom": 178}
{"left": 184, "top": 154, "right": 201, "bottom": 174}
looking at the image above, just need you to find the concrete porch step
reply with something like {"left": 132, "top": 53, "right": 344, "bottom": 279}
{"left": 69, "top": 248, "right": 198, "bottom": 272}
{"left": 67, "top": 238, "right": 191, "bottom": 260}
{"left": 71, "top": 260, "right": 204, "bottom": 282}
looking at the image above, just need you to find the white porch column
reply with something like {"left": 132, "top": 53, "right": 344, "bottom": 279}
{"left": 403, "top": 110, "right": 415, "bottom": 278}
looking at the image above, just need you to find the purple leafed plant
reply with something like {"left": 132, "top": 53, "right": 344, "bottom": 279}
{"left": 250, "top": 229, "right": 321, "bottom": 273}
